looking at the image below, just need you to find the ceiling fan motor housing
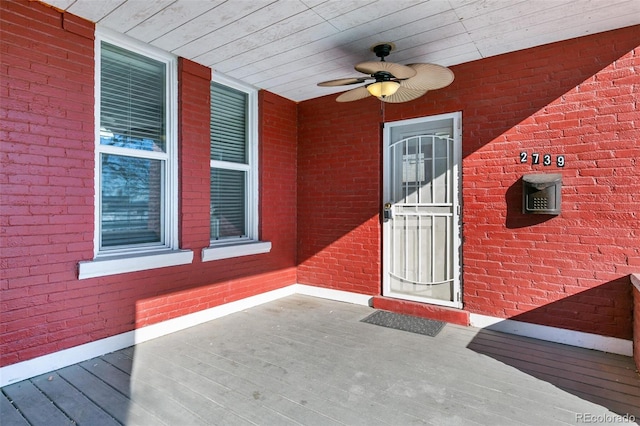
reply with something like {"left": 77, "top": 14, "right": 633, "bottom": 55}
{"left": 372, "top": 43, "right": 395, "bottom": 60}
{"left": 373, "top": 71, "right": 394, "bottom": 82}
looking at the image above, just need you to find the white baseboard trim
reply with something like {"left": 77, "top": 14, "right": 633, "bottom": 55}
{"left": 293, "top": 284, "right": 373, "bottom": 306}
{"left": 469, "top": 313, "right": 633, "bottom": 357}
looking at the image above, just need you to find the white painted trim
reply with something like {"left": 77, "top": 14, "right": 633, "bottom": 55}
{"left": 293, "top": 284, "right": 373, "bottom": 306}
{"left": 631, "top": 273, "right": 640, "bottom": 293}
{"left": 78, "top": 249, "right": 193, "bottom": 279}
{"left": 469, "top": 313, "right": 633, "bottom": 357}
{"left": 1, "top": 285, "right": 297, "bottom": 387}
{"left": 202, "top": 241, "right": 272, "bottom": 262}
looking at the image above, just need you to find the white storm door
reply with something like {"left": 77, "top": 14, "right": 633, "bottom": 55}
{"left": 382, "top": 112, "right": 462, "bottom": 308}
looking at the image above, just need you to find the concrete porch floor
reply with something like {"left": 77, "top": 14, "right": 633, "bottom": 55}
{"left": 2, "top": 294, "right": 639, "bottom": 425}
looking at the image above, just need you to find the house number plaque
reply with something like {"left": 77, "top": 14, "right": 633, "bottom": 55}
{"left": 520, "top": 152, "right": 565, "bottom": 167}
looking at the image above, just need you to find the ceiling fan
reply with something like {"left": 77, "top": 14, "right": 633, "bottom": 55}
{"left": 317, "top": 42, "right": 454, "bottom": 103}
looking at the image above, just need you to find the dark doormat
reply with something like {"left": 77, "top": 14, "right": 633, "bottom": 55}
{"left": 361, "top": 310, "right": 446, "bottom": 337}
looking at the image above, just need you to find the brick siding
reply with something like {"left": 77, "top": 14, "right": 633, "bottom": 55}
{"left": 297, "top": 96, "right": 383, "bottom": 295}
{"left": 0, "top": 0, "right": 297, "bottom": 366}
{"left": 298, "top": 25, "right": 640, "bottom": 339}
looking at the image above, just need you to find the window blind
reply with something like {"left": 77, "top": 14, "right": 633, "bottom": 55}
{"left": 101, "top": 42, "right": 166, "bottom": 152}
{"left": 210, "top": 82, "right": 247, "bottom": 163}
{"left": 210, "top": 168, "right": 246, "bottom": 239}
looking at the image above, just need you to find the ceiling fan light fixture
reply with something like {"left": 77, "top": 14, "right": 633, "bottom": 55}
{"left": 366, "top": 80, "right": 400, "bottom": 99}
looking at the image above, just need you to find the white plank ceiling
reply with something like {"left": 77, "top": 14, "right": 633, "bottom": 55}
{"left": 42, "top": 0, "right": 640, "bottom": 102}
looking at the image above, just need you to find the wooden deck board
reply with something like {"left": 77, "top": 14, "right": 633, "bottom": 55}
{"left": 2, "top": 295, "right": 639, "bottom": 425}
{"left": 30, "top": 372, "right": 121, "bottom": 426}
{"left": 56, "top": 364, "right": 131, "bottom": 424}
{"left": 2, "top": 379, "right": 74, "bottom": 426}
{"left": 79, "top": 358, "right": 133, "bottom": 398}
{"left": 0, "top": 390, "right": 29, "bottom": 426}
{"left": 57, "top": 364, "right": 166, "bottom": 426}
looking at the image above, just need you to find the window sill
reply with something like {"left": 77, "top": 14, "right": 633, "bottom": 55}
{"left": 78, "top": 249, "right": 194, "bottom": 279}
{"left": 202, "top": 241, "right": 272, "bottom": 262}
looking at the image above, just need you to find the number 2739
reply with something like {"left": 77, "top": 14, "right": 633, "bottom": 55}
{"left": 519, "top": 152, "right": 565, "bottom": 167}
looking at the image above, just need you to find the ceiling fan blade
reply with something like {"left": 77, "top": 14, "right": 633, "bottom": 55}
{"left": 336, "top": 86, "right": 371, "bottom": 102}
{"left": 400, "top": 64, "right": 454, "bottom": 91}
{"left": 380, "top": 86, "right": 427, "bottom": 103}
{"left": 317, "top": 77, "right": 371, "bottom": 87}
{"left": 354, "top": 61, "right": 416, "bottom": 79}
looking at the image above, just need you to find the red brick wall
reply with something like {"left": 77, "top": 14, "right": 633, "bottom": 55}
{"left": 299, "top": 25, "right": 640, "bottom": 339}
{"left": 179, "top": 59, "right": 211, "bottom": 250}
{"left": 297, "top": 96, "right": 383, "bottom": 294}
{"left": 259, "top": 90, "right": 298, "bottom": 263}
{"left": 1, "top": 0, "right": 96, "bottom": 366}
{"left": 0, "top": 0, "right": 298, "bottom": 366}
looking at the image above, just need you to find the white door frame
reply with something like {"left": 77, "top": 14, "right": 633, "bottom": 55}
{"left": 382, "top": 111, "right": 462, "bottom": 309}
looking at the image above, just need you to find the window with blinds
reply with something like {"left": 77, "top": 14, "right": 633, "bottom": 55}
{"left": 97, "top": 40, "right": 172, "bottom": 252}
{"left": 210, "top": 81, "right": 253, "bottom": 241}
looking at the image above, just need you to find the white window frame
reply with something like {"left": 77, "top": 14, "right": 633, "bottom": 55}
{"left": 79, "top": 27, "right": 192, "bottom": 279}
{"left": 202, "top": 73, "right": 270, "bottom": 262}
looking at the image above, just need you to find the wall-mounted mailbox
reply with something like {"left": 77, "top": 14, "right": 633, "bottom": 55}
{"left": 522, "top": 173, "right": 562, "bottom": 215}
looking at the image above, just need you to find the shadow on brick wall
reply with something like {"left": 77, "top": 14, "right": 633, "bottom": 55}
{"left": 510, "top": 277, "right": 633, "bottom": 339}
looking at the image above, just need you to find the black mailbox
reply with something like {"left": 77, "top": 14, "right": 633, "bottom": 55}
{"left": 522, "top": 173, "right": 561, "bottom": 215}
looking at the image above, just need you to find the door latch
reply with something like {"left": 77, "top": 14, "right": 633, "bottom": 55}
{"left": 383, "top": 202, "right": 393, "bottom": 220}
